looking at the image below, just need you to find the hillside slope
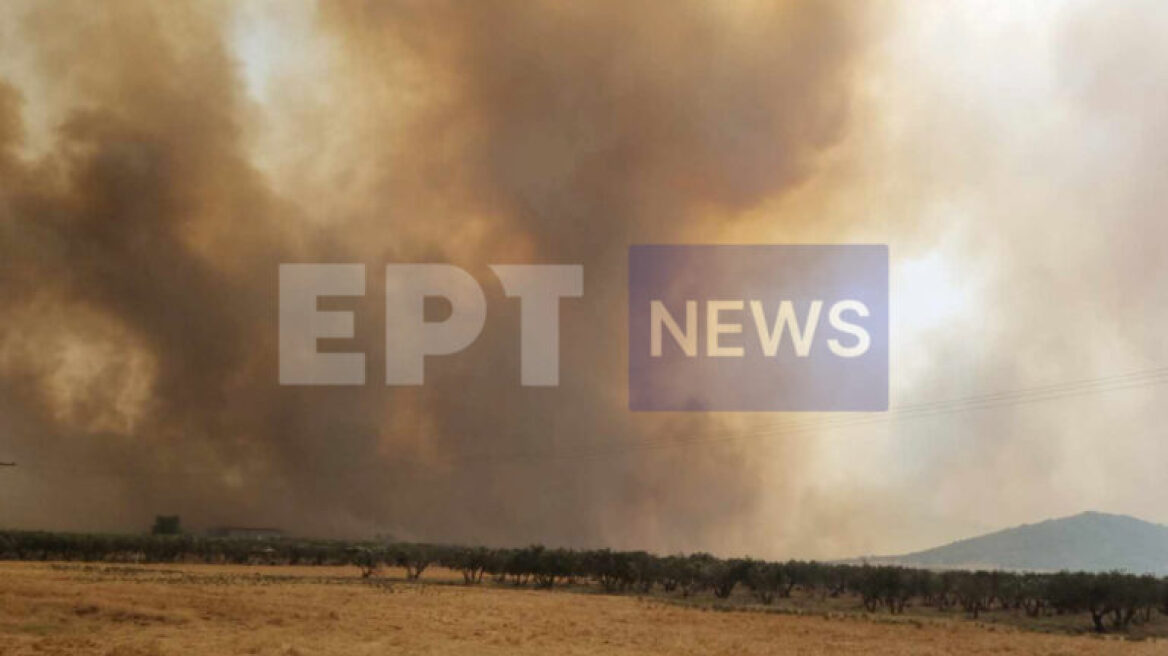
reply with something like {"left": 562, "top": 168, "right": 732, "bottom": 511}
{"left": 874, "top": 512, "right": 1168, "bottom": 574}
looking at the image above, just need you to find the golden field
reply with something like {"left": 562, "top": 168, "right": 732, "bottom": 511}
{"left": 0, "top": 562, "right": 1162, "bottom": 655}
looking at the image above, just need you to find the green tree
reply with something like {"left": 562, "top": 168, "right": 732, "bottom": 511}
{"left": 151, "top": 515, "right": 181, "bottom": 536}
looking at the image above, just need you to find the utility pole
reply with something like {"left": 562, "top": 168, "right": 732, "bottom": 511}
{"left": 0, "top": 462, "right": 14, "bottom": 468}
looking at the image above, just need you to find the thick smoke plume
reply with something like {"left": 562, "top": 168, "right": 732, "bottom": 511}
{"left": 0, "top": 1, "right": 870, "bottom": 554}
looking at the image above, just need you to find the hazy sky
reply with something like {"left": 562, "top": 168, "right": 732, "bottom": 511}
{"left": 1, "top": 0, "right": 1167, "bottom": 560}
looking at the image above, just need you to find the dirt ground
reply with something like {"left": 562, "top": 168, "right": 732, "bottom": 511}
{"left": 0, "top": 562, "right": 1162, "bottom": 655}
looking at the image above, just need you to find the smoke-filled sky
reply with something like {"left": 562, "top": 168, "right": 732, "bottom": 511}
{"left": 2, "top": 0, "right": 1167, "bottom": 560}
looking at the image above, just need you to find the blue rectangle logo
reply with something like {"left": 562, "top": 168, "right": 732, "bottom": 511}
{"left": 629, "top": 245, "right": 888, "bottom": 411}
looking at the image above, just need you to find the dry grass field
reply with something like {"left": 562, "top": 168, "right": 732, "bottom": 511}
{"left": 0, "top": 562, "right": 1163, "bottom": 656}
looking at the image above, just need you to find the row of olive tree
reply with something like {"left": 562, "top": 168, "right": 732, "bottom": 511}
{"left": 1, "top": 530, "right": 1165, "bottom": 632}
{"left": 0, "top": 530, "right": 358, "bottom": 566}
{"left": 362, "top": 543, "right": 1168, "bottom": 632}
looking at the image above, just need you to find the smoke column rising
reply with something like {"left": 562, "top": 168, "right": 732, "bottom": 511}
{"left": 0, "top": 0, "right": 872, "bottom": 554}
{"left": 6, "top": 0, "right": 1167, "bottom": 560}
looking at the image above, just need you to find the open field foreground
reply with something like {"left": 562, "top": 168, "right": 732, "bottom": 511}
{"left": 0, "top": 563, "right": 1163, "bottom": 656}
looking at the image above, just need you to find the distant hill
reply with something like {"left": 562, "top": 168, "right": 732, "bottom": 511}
{"left": 867, "top": 512, "right": 1168, "bottom": 575}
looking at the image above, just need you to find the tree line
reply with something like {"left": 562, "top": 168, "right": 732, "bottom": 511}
{"left": 1, "top": 530, "right": 1165, "bottom": 633}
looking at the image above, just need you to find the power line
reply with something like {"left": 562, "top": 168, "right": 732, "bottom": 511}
{"left": 423, "top": 364, "right": 1168, "bottom": 467}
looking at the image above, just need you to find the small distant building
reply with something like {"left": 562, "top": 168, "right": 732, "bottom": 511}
{"left": 206, "top": 526, "right": 285, "bottom": 540}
